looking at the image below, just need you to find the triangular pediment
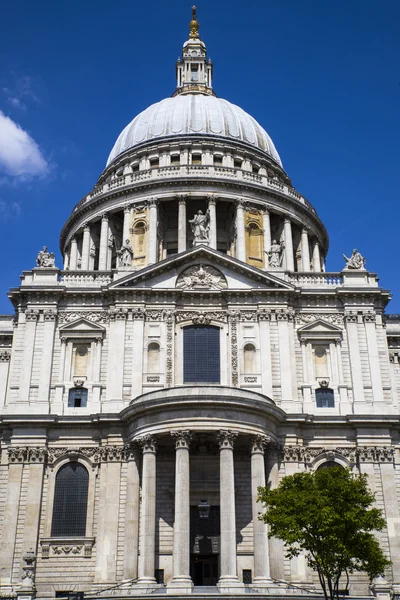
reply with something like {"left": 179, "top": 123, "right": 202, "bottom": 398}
{"left": 297, "top": 319, "right": 342, "bottom": 340}
{"left": 59, "top": 318, "right": 105, "bottom": 335}
{"left": 109, "top": 246, "right": 295, "bottom": 292}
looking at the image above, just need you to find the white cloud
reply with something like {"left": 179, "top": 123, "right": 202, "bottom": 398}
{"left": 0, "top": 111, "right": 48, "bottom": 177}
{"left": 3, "top": 75, "right": 41, "bottom": 111}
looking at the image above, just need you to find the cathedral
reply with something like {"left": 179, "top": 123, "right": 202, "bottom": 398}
{"left": 1, "top": 7, "right": 400, "bottom": 600}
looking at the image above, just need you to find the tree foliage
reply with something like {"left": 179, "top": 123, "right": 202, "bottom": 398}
{"left": 258, "top": 466, "right": 390, "bottom": 600}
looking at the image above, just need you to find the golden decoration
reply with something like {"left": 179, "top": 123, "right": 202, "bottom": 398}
{"left": 189, "top": 5, "right": 200, "bottom": 39}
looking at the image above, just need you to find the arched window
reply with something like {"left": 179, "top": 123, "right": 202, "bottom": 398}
{"left": 183, "top": 325, "right": 220, "bottom": 384}
{"left": 147, "top": 342, "right": 160, "bottom": 373}
{"left": 68, "top": 387, "right": 88, "bottom": 408}
{"left": 51, "top": 462, "right": 89, "bottom": 537}
{"left": 313, "top": 345, "right": 329, "bottom": 378}
{"left": 243, "top": 343, "right": 256, "bottom": 374}
{"left": 315, "top": 387, "right": 334, "bottom": 408}
{"left": 317, "top": 461, "right": 344, "bottom": 470}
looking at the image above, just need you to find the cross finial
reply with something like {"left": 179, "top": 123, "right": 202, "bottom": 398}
{"left": 189, "top": 5, "right": 200, "bottom": 39}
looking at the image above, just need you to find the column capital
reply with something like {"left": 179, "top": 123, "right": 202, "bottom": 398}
{"left": 250, "top": 434, "right": 271, "bottom": 454}
{"left": 178, "top": 194, "right": 187, "bottom": 204}
{"left": 218, "top": 430, "right": 238, "bottom": 450}
{"left": 284, "top": 217, "right": 291, "bottom": 225}
{"left": 82, "top": 222, "right": 90, "bottom": 232}
{"left": 363, "top": 312, "right": 376, "bottom": 323}
{"left": 208, "top": 194, "right": 217, "bottom": 205}
{"left": 235, "top": 198, "right": 245, "bottom": 209}
{"left": 170, "top": 429, "right": 192, "bottom": 449}
{"left": 302, "top": 226, "right": 310, "bottom": 235}
{"left": 101, "top": 213, "right": 109, "bottom": 222}
{"left": 137, "top": 435, "right": 157, "bottom": 454}
{"left": 148, "top": 197, "right": 158, "bottom": 208}
{"left": 263, "top": 208, "right": 270, "bottom": 216}
{"left": 124, "top": 204, "right": 132, "bottom": 214}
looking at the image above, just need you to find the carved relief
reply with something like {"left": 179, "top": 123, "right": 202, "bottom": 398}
{"left": 295, "top": 313, "right": 344, "bottom": 325}
{"left": 171, "top": 429, "right": 192, "bottom": 449}
{"left": 280, "top": 446, "right": 394, "bottom": 465}
{"left": 176, "top": 264, "right": 227, "bottom": 290}
{"left": 0, "top": 350, "right": 11, "bottom": 362}
{"left": 175, "top": 310, "right": 227, "bottom": 324}
{"left": 109, "top": 307, "right": 128, "bottom": 320}
{"left": 58, "top": 311, "right": 109, "bottom": 324}
{"left": 165, "top": 310, "right": 174, "bottom": 387}
{"left": 228, "top": 310, "right": 239, "bottom": 387}
{"left": 218, "top": 430, "right": 238, "bottom": 450}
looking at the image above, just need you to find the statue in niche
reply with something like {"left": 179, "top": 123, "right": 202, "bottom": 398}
{"left": 343, "top": 249, "right": 366, "bottom": 270}
{"left": 36, "top": 246, "right": 56, "bottom": 268}
{"left": 267, "top": 239, "right": 285, "bottom": 268}
{"left": 176, "top": 264, "right": 227, "bottom": 290}
{"left": 117, "top": 239, "right": 134, "bottom": 267}
{"left": 189, "top": 209, "right": 210, "bottom": 244}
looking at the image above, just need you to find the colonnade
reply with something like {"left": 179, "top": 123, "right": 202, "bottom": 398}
{"left": 136, "top": 430, "right": 272, "bottom": 591}
{"left": 64, "top": 197, "right": 323, "bottom": 273}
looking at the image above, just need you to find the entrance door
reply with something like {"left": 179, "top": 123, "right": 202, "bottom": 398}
{"left": 191, "top": 555, "right": 219, "bottom": 586}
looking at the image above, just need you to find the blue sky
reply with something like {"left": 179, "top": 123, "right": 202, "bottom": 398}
{"left": 0, "top": 0, "right": 399, "bottom": 313}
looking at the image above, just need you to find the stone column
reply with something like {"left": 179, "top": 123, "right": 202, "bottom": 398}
{"left": 98, "top": 215, "right": 109, "bottom": 270}
{"left": 250, "top": 435, "right": 271, "bottom": 587}
{"left": 208, "top": 195, "right": 217, "bottom": 250}
{"left": 301, "top": 228, "right": 310, "bottom": 272}
{"left": 218, "top": 430, "right": 240, "bottom": 589}
{"left": 283, "top": 218, "right": 294, "bottom": 271}
{"left": 37, "top": 310, "right": 56, "bottom": 409}
{"left": 178, "top": 196, "right": 187, "bottom": 253}
{"left": 169, "top": 430, "right": 193, "bottom": 592}
{"left": 148, "top": 198, "right": 158, "bottom": 265}
{"left": 124, "top": 445, "right": 140, "bottom": 581}
{"left": 235, "top": 200, "right": 246, "bottom": 262}
{"left": 123, "top": 206, "right": 131, "bottom": 245}
{"left": 312, "top": 240, "right": 321, "bottom": 272}
{"left": 138, "top": 435, "right": 157, "bottom": 588}
{"left": 69, "top": 237, "right": 78, "bottom": 270}
{"left": 81, "top": 224, "right": 91, "bottom": 270}
{"left": 263, "top": 210, "right": 271, "bottom": 267}
{"left": 266, "top": 445, "right": 285, "bottom": 580}
{"left": 63, "top": 247, "right": 69, "bottom": 270}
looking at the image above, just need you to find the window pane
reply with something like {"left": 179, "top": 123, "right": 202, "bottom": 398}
{"left": 316, "top": 388, "right": 334, "bottom": 408}
{"left": 51, "top": 462, "right": 89, "bottom": 536}
{"left": 68, "top": 388, "right": 88, "bottom": 408}
{"left": 183, "top": 325, "right": 220, "bottom": 383}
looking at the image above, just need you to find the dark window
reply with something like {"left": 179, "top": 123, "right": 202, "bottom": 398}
{"left": 192, "top": 153, "right": 202, "bottom": 165}
{"left": 214, "top": 155, "right": 223, "bottom": 165}
{"left": 252, "top": 165, "right": 260, "bottom": 174}
{"left": 68, "top": 388, "right": 88, "bottom": 408}
{"left": 318, "top": 461, "right": 344, "bottom": 470}
{"left": 183, "top": 325, "right": 220, "bottom": 384}
{"left": 170, "top": 154, "right": 180, "bottom": 166}
{"left": 55, "top": 594, "right": 71, "bottom": 599}
{"left": 155, "top": 569, "right": 164, "bottom": 584}
{"left": 131, "top": 163, "right": 139, "bottom": 173}
{"left": 51, "top": 462, "right": 89, "bottom": 537}
{"left": 316, "top": 388, "right": 334, "bottom": 408}
{"left": 234, "top": 159, "right": 242, "bottom": 169}
{"left": 243, "top": 569, "right": 252, "bottom": 584}
{"left": 150, "top": 157, "right": 159, "bottom": 168}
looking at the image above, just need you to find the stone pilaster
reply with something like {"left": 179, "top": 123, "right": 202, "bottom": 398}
{"left": 37, "top": 309, "right": 57, "bottom": 409}
{"left": 168, "top": 430, "right": 193, "bottom": 593}
{"left": 363, "top": 313, "right": 385, "bottom": 407}
{"left": 148, "top": 198, "right": 158, "bottom": 264}
{"left": 263, "top": 210, "right": 271, "bottom": 267}
{"left": 124, "top": 445, "right": 140, "bottom": 581}
{"left": 344, "top": 313, "right": 365, "bottom": 408}
{"left": 301, "top": 228, "right": 310, "bottom": 272}
{"left": 18, "top": 309, "right": 39, "bottom": 404}
{"left": 106, "top": 308, "right": 128, "bottom": 402}
{"left": 208, "top": 195, "right": 217, "bottom": 250}
{"left": 178, "top": 196, "right": 187, "bottom": 253}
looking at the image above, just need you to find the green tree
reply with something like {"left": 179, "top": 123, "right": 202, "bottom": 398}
{"left": 258, "top": 466, "right": 390, "bottom": 600}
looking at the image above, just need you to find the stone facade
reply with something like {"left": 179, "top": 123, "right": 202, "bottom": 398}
{"left": 0, "top": 9, "right": 400, "bottom": 600}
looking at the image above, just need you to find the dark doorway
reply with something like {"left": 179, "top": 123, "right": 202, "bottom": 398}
{"left": 190, "top": 505, "right": 220, "bottom": 585}
{"left": 191, "top": 554, "right": 219, "bottom": 585}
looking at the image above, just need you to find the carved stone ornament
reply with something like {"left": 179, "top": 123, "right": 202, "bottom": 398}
{"left": 343, "top": 248, "right": 366, "bottom": 270}
{"left": 228, "top": 311, "right": 239, "bottom": 387}
{"left": 250, "top": 434, "right": 271, "bottom": 454}
{"left": 46, "top": 444, "right": 135, "bottom": 466}
{"left": 176, "top": 264, "right": 227, "bottom": 290}
{"left": 218, "top": 430, "right": 238, "bottom": 450}
{"left": 363, "top": 312, "right": 376, "bottom": 323}
{"left": 175, "top": 310, "right": 227, "bottom": 324}
{"left": 43, "top": 309, "right": 57, "bottom": 321}
{"left": 137, "top": 435, "right": 157, "bottom": 453}
{"left": 0, "top": 350, "right": 11, "bottom": 362}
{"left": 280, "top": 445, "right": 394, "bottom": 465}
{"left": 109, "top": 307, "right": 128, "bottom": 320}
{"left": 36, "top": 245, "right": 56, "bottom": 268}
{"left": 295, "top": 313, "right": 344, "bottom": 326}
{"left": 20, "top": 548, "right": 36, "bottom": 589}
{"left": 25, "top": 308, "right": 40, "bottom": 321}
{"left": 171, "top": 430, "right": 192, "bottom": 449}
{"left": 8, "top": 447, "right": 47, "bottom": 463}
{"left": 165, "top": 310, "right": 174, "bottom": 387}
{"left": 58, "top": 311, "right": 109, "bottom": 324}
{"left": 344, "top": 313, "right": 358, "bottom": 324}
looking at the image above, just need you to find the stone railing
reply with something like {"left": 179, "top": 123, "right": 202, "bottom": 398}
{"left": 71, "top": 165, "right": 316, "bottom": 216}
{"left": 60, "top": 271, "right": 112, "bottom": 285}
{"left": 289, "top": 273, "right": 343, "bottom": 287}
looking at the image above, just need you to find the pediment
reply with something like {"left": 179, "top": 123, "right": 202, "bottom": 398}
{"left": 297, "top": 319, "right": 342, "bottom": 340}
{"left": 59, "top": 318, "right": 105, "bottom": 339}
{"left": 109, "top": 246, "right": 295, "bottom": 292}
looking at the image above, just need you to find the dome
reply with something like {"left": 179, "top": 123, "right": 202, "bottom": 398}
{"left": 106, "top": 94, "right": 282, "bottom": 167}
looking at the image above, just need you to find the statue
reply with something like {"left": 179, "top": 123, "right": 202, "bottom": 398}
{"left": 343, "top": 249, "right": 366, "bottom": 270}
{"left": 36, "top": 246, "right": 55, "bottom": 268}
{"left": 189, "top": 209, "right": 210, "bottom": 244}
{"left": 117, "top": 239, "right": 134, "bottom": 267}
{"left": 267, "top": 239, "right": 285, "bottom": 268}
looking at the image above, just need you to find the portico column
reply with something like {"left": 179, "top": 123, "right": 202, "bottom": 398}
{"left": 169, "top": 430, "right": 193, "bottom": 592}
{"left": 69, "top": 237, "right": 78, "bottom": 270}
{"left": 251, "top": 435, "right": 271, "bottom": 586}
{"left": 63, "top": 247, "right": 69, "bottom": 270}
{"left": 263, "top": 210, "right": 271, "bottom": 267}
{"left": 148, "top": 198, "right": 158, "bottom": 264}
{"left": 283, "top": 218, "right": 294, "bottom": 271}
{"left": 218, "top": 430, "right": 239, "bottom": 588}
{"left": 81, "top": 224, "right": 91, "bottom": 270}
{"left": 123, "top": 205, "right": 131, "bottom": 243}
{"left": 312, "top": 240, "right": 321, "bottom": 272}
{"left": 208, "top": 195, "right": 217, "bottom": 249}
{"left": 301, "top": 228, "right": 310, "bottom": 272}
{"left": 138, "top": 435, "right": 157, "bottom": 587}
{"left": 235, "top": 200, "right": 246, "bottom": 262}
{"left": 98, "top": 215, "right": 109, "bottom": 270}
{"left": 178, "top": 196, "right": 187, "bottom": 253}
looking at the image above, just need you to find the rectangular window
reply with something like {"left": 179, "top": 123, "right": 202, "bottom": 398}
{"left": 192, "top": 153, "right": 202, "bottom": 165}
{"left": 191, "top": 64, "right": 199, "bottom": 81}
{"left": 234, "top": 159, "right": 242, "bottom": 169}
{"left": 243, "top": 569, "right": 252, "bottom": 584}
{"left": 155, "top": 569, "right": 164, "bottom": 584}
{"left": 316, "top": 388, "right": 334, "bottom": 408}
{"left": 170, "top": 154, "right": 180, "bottom": 165}
{"left": 183, "top": 325, "right": 220, "bottom": 384}
{"left": 68, "top": 388, "right": 88, "bottom": 408}
{"left": 150, "top": 157, "right": 159, "bottom": 168}
{"left": 214, "top": 155, "right": 223, "bottom": 165}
